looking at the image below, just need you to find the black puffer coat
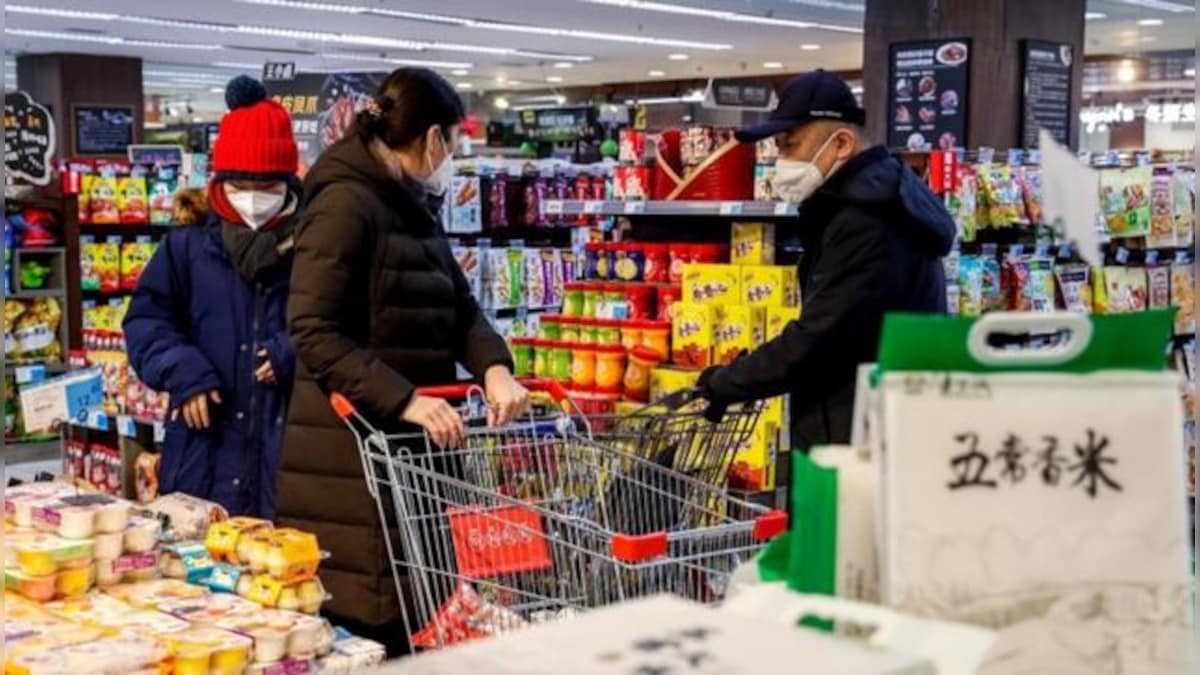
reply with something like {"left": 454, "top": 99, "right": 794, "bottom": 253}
{"left": 278, "top": 133, "right": 511, "bottom": 628}
{"left": 701, "top": 145, "right": 955, "bottom": 449}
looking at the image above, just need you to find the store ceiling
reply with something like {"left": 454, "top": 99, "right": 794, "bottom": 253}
{"left": 3, "top": 0, "right": 1195, "bottom": 120}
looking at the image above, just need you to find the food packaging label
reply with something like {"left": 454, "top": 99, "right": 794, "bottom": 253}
{"left": 741, "top": 265, "right": 799, "bottom": 308}
{"left": 681, "top": 264, "right": 741, "bottom": 306}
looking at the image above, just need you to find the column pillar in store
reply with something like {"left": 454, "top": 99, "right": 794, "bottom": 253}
{"left": 16, "top": 53, "right": 144, "bottom": 159}
{"left": 862, "top": 0, "right": 1085, "bottom": 150}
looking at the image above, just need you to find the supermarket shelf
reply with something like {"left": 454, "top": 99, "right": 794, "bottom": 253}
{"left": 3, "top": 440, "right": 60, "bottom": 465}
{"left": 68, "top": 411, "right": 165, "bottom": 441}
{"left": 541, "top": 200, "right": 798, "bottom": 218}
{"left": 6, "top": 361, "right": 70, "bottom": 376}
{"left": 10, "top": 288, "right": 68, "bottom": 299}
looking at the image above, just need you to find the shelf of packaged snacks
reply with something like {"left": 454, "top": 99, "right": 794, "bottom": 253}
{"left": 541, "top": 200, "right": 799, "bottom": 218}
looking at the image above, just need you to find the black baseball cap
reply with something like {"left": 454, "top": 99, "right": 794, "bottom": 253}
{"left": 735, "top": 69, "right": 866, "bottom": 143}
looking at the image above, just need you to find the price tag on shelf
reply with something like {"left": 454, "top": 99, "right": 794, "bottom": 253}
{"left": 623, "top": 201, "right": 646, "bottom": 215}
{"left": 85, "top": 409, "right": 109, "bottom": 432}
{"left": 153, "top": 422, "right": 166, "bottom": 444}
{"left": 117, "top": 415, "right": 138, "bottom": 438}
{"left": 583, "top": 200, "right": 604, "bottom": 215}
{"left": 719, "top": 201, "right": 744, "bottom": 216}
{"left": 773, "top": 202, "right": 791, "bottom": 216}
{"left": 14, "top": 365, "right": 46, "bottom": 385}
{"left": 543, "top": 201, "right": 564, "bottom": 215}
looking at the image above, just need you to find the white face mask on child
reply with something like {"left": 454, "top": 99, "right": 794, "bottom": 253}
{"left": 224, "top": 183, "right": 287, "bottom": 230}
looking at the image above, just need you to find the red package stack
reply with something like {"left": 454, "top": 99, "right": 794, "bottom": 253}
{"left": 652, "top": 127, "right": 754, "bottom": 201}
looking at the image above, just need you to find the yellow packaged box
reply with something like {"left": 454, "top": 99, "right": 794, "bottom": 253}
{"left": 764, "top": 306, "right": 802, "bottom": 342}
{"left": 671, "top": 302, "right": 716, "bottom": 368}
{"left": 742, "top": 265, "right": 799, "bottom": 308}
{"left": 731, "top": 222, "right": 776, "bottom": 265}
{"left": 713, "top": 305, "right": 765, "bottom": 366}
{"left": 205, "top": 517, "right": 273, "bottom": 565}
{"left": 730, "top": 418, "right": 779, "bottom": 492}
{"left": 761, "top": 395, "right": 786, "bottom": 430}
{"left": 650, "top": 367, "right": 701, "bottom": 402}
{"left": 681, "top": 264, "right": 741, "bottom": 305}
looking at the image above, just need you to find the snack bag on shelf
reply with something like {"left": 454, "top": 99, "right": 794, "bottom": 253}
{"left": 1103, "top": 266, "right": 1149, "bottom": 313}
{"left": 1171, "top": 170, "right": 1195, "bottom": 246}
{"left": 120, "top": 238, "right": 156, "bottom": 291}
{"left": 1171, "top": 262, "right": 1195, "bottom": 335}
{"left": 957, "top": 255, "right": 985, "bottom": 317}
{"left": 1149, "top": 170, "right": 1176, "bottom": 247}
{"left": 448, "top": 175, "right": 483, "bottom": 233}
{"left": 541, "top": 248, "right": 563, "bottom": 308}
{"left": 89, "top": 174, "right": 121, "bottom": 225}
{"left": 1100, "top": 166, "right": 1152, "bottom": 237}
{"left": 484, "top": 247, "right": 510, "bottom": 309}
{"left": 451, "top": 243, "right": 483, "bottom": 301}
{"left": 148, "top": 169, "right": 178, "bottom": 225}
{"left": 77, "top": 173, "right": 94, "bottom": 224}
{"left": 117, "top": 175, "right": 150, "bottom": 224}
{"left": 1147, "top": 265, "right": 1171, "bottom": 310}
{"left": 79, "top": 237, "right": 103, "bottom": 291}
{"left": 1018, "top": 166, "right": 1043, "bottom": 225}
{"left": 713, "top": 305, "right": 764, "bottom": 366}
{"left": 95, "top": 237, "right": 122, "bottom": 293}
{"left": 9, "top": 298, "right": 64, "bottom": 362}
{"left": 1053, "top": 263, "right": 1093, "bottom": 313}
{"left": 980, "top": 165, "right": 1020, "bottom": 228}
{"left": 506, "top": 247, "right": 525, "bottom": 308}
{"left": 523, "top": 247, "right": 546, "bottom": 310}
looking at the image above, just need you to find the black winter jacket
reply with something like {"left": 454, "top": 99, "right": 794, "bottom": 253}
{"left": 278, "top": 133, "right": 511, "bottom": 628}
{"left": 701, "top": 145, "right": 955, "bottom": 449}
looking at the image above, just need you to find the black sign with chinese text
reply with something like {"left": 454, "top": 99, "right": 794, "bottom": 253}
{"left": 5, "top": 91, "right": 56, "bottom": 185}
{"left": 72, "top": 105, "right": 134, "bottom": 156}
{"left": 1021, "top": 40, "right": 1074, "bottom": 149}
{"left": 262, "top": 62, "right": 296, "bottom": 82}
{"left": 265, "top": 72, "right": 387, "bottom": 176}
{"left": 887, "top": 38, "right": 971, "bottom": 151}
{"left": 705, "top": 77, "right": 774, "bottom": 111}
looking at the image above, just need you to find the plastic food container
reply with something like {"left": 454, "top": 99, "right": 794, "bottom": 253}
{"left": 5, "top": 482, "right": 78, "bottom": 527}
{"left": 558, "top": 316, "right": 581, "bottom": 342}
{"left": 264, "top": 529, "right": 321, "bottom": 583}
{"left": 550, "top": 342, "right": 572, "bottom": 385}
{"left": 602, "top": 284, "right": 629, "bottom": 320}
{"left": 577, "top": 318, "right": 598, "bottom": 345}
{"left": 581, "top": 282, "right": 604, "bottom": 317}
{"left": 124, "top": 515, "right": 162, "bottom": 554}
{"left": 640, "top": 320, "right": 672, "bottom": 360}
{"left": 561, "top": 282, "right": 585, "bottom": 317}
{"left": 595, "top": 319, "right": 622, "bottom": 345}
{"left": 584, "top": 241, "right": 603, "bottom": 279}
{"left": 667, "top": 243, "right": 690, "bottom": 284}
{"left": 243, "top": 528, "right": 276, "bottom": 574}
{"left": 214, "top": 611, "right": 323, "bottom": 663}
{"left": 167, "top": 626, "right": 254, "bottom": 675}
{"left": 45, "top": 591, "right": 137, "bottom": 624}
{"left": 532, "top": 339, "right": 552, "bottom": 380}
{"left": 145, "top": 492, "right": 229, "bottom": 541}
{"left": 657, "top": 285, "right": 682, "bottom": 322}
{"left": 624, "top": 346, "right": 663, "bottom": 403}
{"left": 102, "top": 578, "right": 208, "bottom": 609}
{"left": 33, "top": 493, "right": 131, "bottom": 538}
{"left": 570, "top": 342, "right": 597, "bottom": 392}
{"left": 158, "top": 590, "right": 262, "bottom": 624}
{"left": 5, "top": 567, "right": 58, "bottom": 602}
{"left": 206, "top": 516, "right": 273, "bottom": 565}
{"left": 594, "top": 344, "right": 627, "bottom": 395}
{"left": 160, "top": 541, "right": 215, "bottom": 583}
{"left": 620, "top": 321, "right": 643, "bottom": 351}
{"left": 538, "top": 314, "right": 561, "bottom": 340}
{"left": 624, "top": 284, "right": 657, "bottom": 320}
{"left": 245, "top": 575, "right": 327, "bottom": 614}
{"left": 4, "top": 633, "right": 170, "bottom": 675}
{"left": 509, "top": 337, "right": 535, "bottom": 378}
{"left": 93, "top": 531, "right": 124, "bottom": 560}
{"left": 6, "top": 529, "right": 95, "bottom": 576}
{"left": 95, "top": 551, "right": 159, "bottom": 588}
{"left": 642, "top": 243, "right": 670, "bottom": 283}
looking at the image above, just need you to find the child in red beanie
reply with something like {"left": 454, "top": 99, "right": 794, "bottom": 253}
{"left": 124, "top": 75, "right": 300, "bottom": 518}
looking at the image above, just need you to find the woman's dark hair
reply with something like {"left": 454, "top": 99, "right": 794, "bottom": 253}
{"left": 356, "top": 68, "right": 464, "bottom": 149}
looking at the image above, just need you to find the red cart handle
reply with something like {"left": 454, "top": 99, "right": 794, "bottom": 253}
{"left": 329, "top": 378, "right": 567, "bottom": 420}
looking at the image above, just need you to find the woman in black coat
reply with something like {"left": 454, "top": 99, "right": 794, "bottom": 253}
{"left": 279, "top": 68, "right": 528, "bottom": 653}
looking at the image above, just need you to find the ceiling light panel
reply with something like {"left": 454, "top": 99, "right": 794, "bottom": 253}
{"left": 6, "top": 5, "right": 118, "bottom": 20}
{"left": 577, "top": 0, "right": 862, "bottom": 33}
{"left": 321, "top": 51, "right": 473, "bottom": 69}
{"left": 785, "top": 0, "right": 864, "bottom": 10}
{"left": 236, "top": 0, "right": 730, "bottom": 50}
{"left": 5, "top": 28, "right": 221, "bottom": 50}
{"left": 7, "top": 4, "right": 593, "bottom": 61}
{"left": 1112, "top": 0, "right": 1192, "bottom": 11}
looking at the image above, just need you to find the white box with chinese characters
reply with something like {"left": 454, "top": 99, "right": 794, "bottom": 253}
{"left": 874, "top": 311, "right": 1193, "bottom": 675}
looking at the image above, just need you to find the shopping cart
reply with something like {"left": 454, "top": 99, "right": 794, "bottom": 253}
{"left": 330, "top": 380, "right": 787, "bottom": 650}
{"left": 580, "top": 388, "right": 764, "bottom": 489}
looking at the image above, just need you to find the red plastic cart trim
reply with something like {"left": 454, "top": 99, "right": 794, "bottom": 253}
{"left": 330, "top": 393, "right": 355, "bottom": 419}
{"left": 753, "top": 510, "right": 788, "bottom": 541}
{"left": 611, "top": 532, "right": 668, "bottom": 562}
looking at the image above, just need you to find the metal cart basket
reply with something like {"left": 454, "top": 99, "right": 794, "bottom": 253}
{"left": 330, "top": 380, "right": 787, "bottom": 650}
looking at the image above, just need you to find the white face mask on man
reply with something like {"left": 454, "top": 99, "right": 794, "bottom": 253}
{"left": 224, "top": 183, "right": 287, "bottom": 230}
{"left": 772, "top": 132, "right": 847, "bottom": 203}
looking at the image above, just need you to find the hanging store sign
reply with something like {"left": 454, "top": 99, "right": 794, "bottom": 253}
{"left": 72, "top": 105, "right": 135, "bottom": 156}
{"left": 887, "top": 38, "right": 971, "bottom": 151}
{"left": 265, "top": 71, "right": 387, "bottom": 176}
{"left": 702, "top": 78, "right": 776, "bottom": 111}
{"left": 5, "top": 91, "right": 56, "bottom": 186}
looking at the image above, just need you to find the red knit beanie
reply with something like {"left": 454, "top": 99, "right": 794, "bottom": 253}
{"left": 211, "top": 76, "right": 298, "bottom": 180}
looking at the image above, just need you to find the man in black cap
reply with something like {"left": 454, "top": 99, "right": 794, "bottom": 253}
{"left": 699, "top": 70, "right": 956, "bottom": 449}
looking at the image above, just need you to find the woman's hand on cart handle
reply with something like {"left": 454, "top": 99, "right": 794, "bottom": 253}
{"left": 484, "top": 365, "right": 531, "bottom": 427}
{"left": 402, "top": 395, "right": 465, "bottom": 449}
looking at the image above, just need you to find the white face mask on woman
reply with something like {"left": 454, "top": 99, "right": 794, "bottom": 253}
{"left": 421, "top": 131, "right": 454, "bottom": 197}
{"left": 224, "top": 183, "right": 287, "bottom": 230}
{"left": 772, "top": 132, "right": 847, "bottom": 203}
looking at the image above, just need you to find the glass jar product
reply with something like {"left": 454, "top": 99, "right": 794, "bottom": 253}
{"left": 539, "top": 315, "right": 562, "bottom": 340}
{"left": 641, "top": 320, "right": 671, "bottom": 360}
{"left": 624, "top": 284, "right": 656, "bottom": 320}
{"left": 668, "top": 243, "right": 691, "bottom": 284}
{"left": 642, "top": 243, "right": 670, "bottom": 283}
{"left": 559, "top": 317, "right": 581, "bottom": 342}
{"left": 551, "top": 342, "right": 572, "bottom": 384}
{"left": 510, "top": 338, "right": 534, "bottom": 377}
{"left": 657, "top": 285, "right": 682, "bottom": 322}
{"left": 623, "top": 346, "right": 662, "bottom": 403}
{"left": 570, "top": 343, "right": 597, "bottom": 392}
{"left": 594, "top": 345, "right": 627, "bottom": 395}
{"left": 533, "top": 340, "right": 552, "bottom": 379}
{"left": 596, "top": 243, "right": 614, "bottom": 280}
{"left": 562, "top": 283, "right": 585, "bottom": 316}
{"left": 584, "top": 241, "right": 603, "bottom": 280}
{"left": 595, "top": 319, "right": 622, "bottom": 345}
{"left": 603, "top": 283, "right": 629, "bottom": 320}
{"left": 581, "top": 282, "right": 604, "bottom": 318}
{"left": 578, "top": 318, "right": 599, "bottom": 345}
{"left": 620, "top": 321, "right": 644, "bottom": 351}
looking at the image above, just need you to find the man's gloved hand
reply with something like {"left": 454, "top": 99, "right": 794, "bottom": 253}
{"left": 696, "top": 364, "right": 730, "bottom": 423}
